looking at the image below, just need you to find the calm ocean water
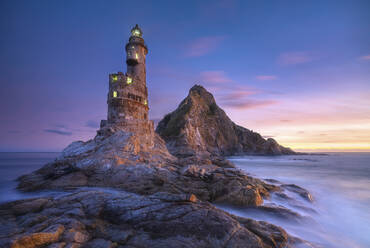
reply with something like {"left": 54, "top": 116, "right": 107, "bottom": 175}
{"left": 0, "top": 152, "right": 369, "bottom": 247}
{"left": 0, "top": 152, "right": 61, "bottom": 202}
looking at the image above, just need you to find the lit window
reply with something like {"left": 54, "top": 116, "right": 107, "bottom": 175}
{"left": 132, "top": 29, "right": 141, "bottom": 37}
{"left": 127, "top": 77, "right": 132, "bottom": 84}
{"left": 112, "top": 75, "right": 118, "bottom": 81}
{"left": 144, "top": 100, "right": 147, "bottom": 105}
{"left": 113, "top": 91, "right": 117, "bottom": 98}
{"left": 135, "top": 53, "right": 139, "bottom": 59}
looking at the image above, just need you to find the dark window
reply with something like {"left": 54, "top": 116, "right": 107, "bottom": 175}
{"left": 127, "top": 93, "right": 143, "bottom": 102}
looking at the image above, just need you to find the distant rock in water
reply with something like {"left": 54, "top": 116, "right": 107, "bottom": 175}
{"left": 156, "top": 85, "right": 295, "bottom": 157}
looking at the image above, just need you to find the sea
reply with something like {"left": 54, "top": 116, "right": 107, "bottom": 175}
{"left": 0, "top": 152, "right": 369, "bottom": 248}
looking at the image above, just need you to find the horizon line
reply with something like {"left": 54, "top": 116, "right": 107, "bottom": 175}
{"left": 1, "top": 150, "right": 370, "bottom": 153}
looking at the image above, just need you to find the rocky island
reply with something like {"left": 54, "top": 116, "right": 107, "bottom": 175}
{"left": 156, "top": 84, "right": 295, "bottom": 157}
{"left": 0, "top": 25, "right": 313, "bottom": 248}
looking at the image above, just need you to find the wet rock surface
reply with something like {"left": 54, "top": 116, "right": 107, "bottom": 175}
{"left": 156, "top": 85, "right": 295, "bottom": 157}
{"left": 251, "top": 204, "right": 312, "bottom": 224}
{"left": 17, "top": 122, "right": 282, "bottom": 209}
{"left": 281, "top": 184, "right": 314, "bottom": 203}
{"left": 0, "top": 190, "right": 292, "bottom": 248}
{"left": 7, "top": 85, "right": 313, "bottom": 247}
{"left": 17, "top": 149, "right": 278, "bottom": 209}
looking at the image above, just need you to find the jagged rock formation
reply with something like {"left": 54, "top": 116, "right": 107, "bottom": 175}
{"left": 17, "top": 123, "right": 282, "bottom": 208}
{"left": 0, "top": 190, "right": 300, "bottom": 248}
{"left": 17, "top": 124, "right": 175, "bottom": 193}
{"left": 156, "top": 85, "right": 295, "bottom": 157}
{"left": 10, "top": 84, "right": 310, "bottom": 247}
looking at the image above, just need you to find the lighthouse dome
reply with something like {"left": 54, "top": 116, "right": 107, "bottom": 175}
{"left": 131, "top": 24, "right": 143, "bottom": 37}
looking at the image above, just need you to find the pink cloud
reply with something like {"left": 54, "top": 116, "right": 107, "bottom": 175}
{"left": 196, "top": 70, "right": 275, "bottom": 110}
{"left": 278, "top": 52, "right": 315, "bottom": 65}
{"left": 222, "top": 99, "right": 278, "bottom": 110}
{"left": 218, "top": 90, "right": 255, "bottom": 101}
{"left": 256, "top": 75, "right": 277, "bottom": 81}
{"left": 359, "top": 55, "right": 370, "bottom": 60}
{"left": 184, "top": 36, "right": 226, "bottom": 57}
{"left": 200, "top": 70, "right": 232, "bottom": 83}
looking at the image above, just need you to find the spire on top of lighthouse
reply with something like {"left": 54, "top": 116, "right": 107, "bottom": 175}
{"left": 131, "top": 24, "right": 143, "bottom": 37}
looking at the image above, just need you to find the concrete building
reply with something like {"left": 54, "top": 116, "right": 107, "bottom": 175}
{"left": 100, "top": 24, "right": 153, "bottom": 133}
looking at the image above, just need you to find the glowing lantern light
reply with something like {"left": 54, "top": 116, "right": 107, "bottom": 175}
{"left": 144, "top": 100, "right": 147, "bottom": 105}
{"left": 113, "top": 91, "right": 117, "bottom": 98}
{"left": 127, "top": 77, "right": 132, "bottom": 84}
{"left": 112, "top": 75, "right": 118, "bottom": 81}
{"left": 131, "top": 24, "right": 143, "bottom": 37}
{"left": 135, "top": 53, "right": 139, "bottom": 59}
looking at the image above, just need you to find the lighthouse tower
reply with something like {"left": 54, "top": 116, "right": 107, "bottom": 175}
{"left": 101, "top": 24, "right": 152, "bottom": 132}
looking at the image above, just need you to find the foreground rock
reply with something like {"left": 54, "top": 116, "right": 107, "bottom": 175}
{"left": 0, "top": 190, "right": 293, "bottom": 248}
{"left": 156, "top": 85, "right": 295, "bottom": 157}
{"left": 17, "top": 128, "right": 279, "bottom": 207}
{"left": 17, "top": 124, "right": 175, "bottom": 192}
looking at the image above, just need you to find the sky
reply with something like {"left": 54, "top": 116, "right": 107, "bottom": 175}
{"left": 0, "top": 0, "right": 369, "bottom": 152}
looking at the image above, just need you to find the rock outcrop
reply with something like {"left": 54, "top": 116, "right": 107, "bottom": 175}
{"left": 156, "top": 85, "right": 295, "bottom": 157}
{"left": 0, "top": 189, "right": 293, "bottom": 248}
{"left": 17, "top": 124, "right": 280, "bottom": 207}
{"left": 9, "top": 85, "right": 312, "bottom": 248}
{"left": 17, "top": 124, "right": 175, "bottom": 194}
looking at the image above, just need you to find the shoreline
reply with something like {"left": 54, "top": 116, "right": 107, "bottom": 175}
{"left": 2, "top": 153, "right": 369, "bottom": 247}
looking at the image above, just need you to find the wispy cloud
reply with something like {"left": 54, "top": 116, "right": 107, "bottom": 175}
{"left": 85, "top": 120, "right": 99, "bottom": 128}
{"left": 200, "top": 70, "right": 232, "bottom": 83}
{"left": 184, "top": 36, "right": 226, "bottom": 57}
{"left": 44, "top": 129, "right": 72, "bottom": 136}
{"left": 278, "top": 51, "right": 316, "bottom": 65}
{"left": 196, "top": 70, "right": 275, "bottom": 110}
{"left": 218, "top": 90, "right": 255, "bottom": 101}
{"left": 255, "top": 75, "right": 277, "bottom": 81}
{"left": 359, "top": 55, "right": 370, "bottom": 60}
{"left": 222, "top": 99, "right": 278, "bottom": 110}
{"left": 55, "top": 124, "right": 67, "bottom": 128}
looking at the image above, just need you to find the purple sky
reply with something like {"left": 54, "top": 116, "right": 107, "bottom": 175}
{"left": 1, "top": 0, "right": 370, "bottom": 152}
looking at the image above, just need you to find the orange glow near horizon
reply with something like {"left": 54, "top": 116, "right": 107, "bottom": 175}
{"left": 215, "top": 83, "right": 370, "bottom": 152}
{"left": 259, "top": 131, "right": 370, "bottom": 152}
{"left": 281, "top": 142, "right": 370, "bottom": 152}
{"left": 261, "top": 122, "right": 370, "bottom": 152}
{"left": 239, "top": 120, "right": 370, "bottom": 152}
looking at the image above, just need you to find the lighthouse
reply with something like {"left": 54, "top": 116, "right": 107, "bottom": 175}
{"left": 101, "top": 24, "right": 151, "bottom": 131}
{"left": 99, "top": 25, "right": 153, "bottom": 134}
